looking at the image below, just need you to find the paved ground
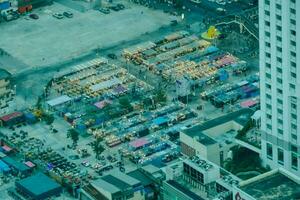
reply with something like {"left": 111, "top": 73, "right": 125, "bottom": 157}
{"left": 0, "top": 2, "right": 177, "bottom": 74}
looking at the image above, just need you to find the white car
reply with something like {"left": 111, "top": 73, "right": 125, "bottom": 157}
{"left": 53, "top": 13, "right": 64, "bottom": 19}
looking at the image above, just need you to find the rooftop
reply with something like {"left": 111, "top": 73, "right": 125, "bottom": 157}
{"left": 0, "top": 68, "right": 11, "bottom": 79}
{"left": 127, "top": 170, "right": 153, "bottom": 186}
{"left": 240, "top": 171, "right": 300, "bottom": 200}
{"left": 166, "top": 180, "right": 204, "bottom": 200}
{"left": 16, "top": 173, "right": 61, "bottom": 197}
{"left": 183, "top": 108, "right": 254, "bottom": 140}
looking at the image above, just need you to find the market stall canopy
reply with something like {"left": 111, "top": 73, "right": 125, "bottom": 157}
{"left": 94, "top": 100, "right": 112, "bottom": 109}
{"left": 46, "top": 95, "right": 72, "bottom": 107}
{"left": 130, "top": 138, "right": 149, "bottom": 149}
{"left": 24, "top": 161, "right": 36, "bottom": 168}
{"left": 90, "top": 77, "right": 121, "bottom": 92}
{"left": 2, "top": 145, "right": 12, "bottom": 152}
{"left": 123, "top": 41, "right": 156, "bottom": 55}
{"left": 240, "top": 99, "right": 258, "bottom": 108}
{"left": 0, "top": 112, "right": 23, "bottom": 122}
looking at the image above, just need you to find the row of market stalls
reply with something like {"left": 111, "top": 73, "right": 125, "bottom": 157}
{"left": 200, "top": 74, "right": 259, "bottom": 108}
{"left": 45, "top": 58, "right": 154, "bottom": 133}
{"left": 89, "top": 103, "right": 198, "bottom": 167}
{"left": 122, "top": 31, "right": 247, "bottom": 89}
{"left": 0, "top": 111, "right": 38, "bottom": 127}
{"left": 50, "top": 58, "right": 152, "bottom": 100}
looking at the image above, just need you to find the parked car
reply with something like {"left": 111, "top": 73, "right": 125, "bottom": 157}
{"left": 53, "top": 13, "right": 64, "bottom": 19}
{"left": 109, "top": 6, "right": 121, "bottom": 11}
{"left": 107, "top": 53, "right": 117, "bottom": 59}
{"left": 29, "top": 13, "right": 39, "bottom": 20}
{"left": 63, "top": 11, "right": 73, "bottom": 18}
{"left": 98, "top": 8, "right": 110, "bottom": 14}
{"left": 116, "top": 3, "right": 125, "bottom": 10}
{"left": 170, "top": 20, "right": 178, "bottom": 26}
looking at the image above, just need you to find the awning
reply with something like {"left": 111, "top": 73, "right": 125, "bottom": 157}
{"left": 46, "top": 95, "right": 72, "bottom": 107}
{"left": 24, "top": 161, "right": 35, "bottom": 168}
{"left": 2, "top": 145, "right": 12, "bottom": 152}
{"left": 90, "top": 78, "right": 121, "bottom": 92}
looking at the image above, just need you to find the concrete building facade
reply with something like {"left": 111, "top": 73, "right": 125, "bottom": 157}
{"left": 259, "top": 0, "right": 300, "bottom": 176}
{"left": 0, "top": 69, "right": 13, "bottom": 113}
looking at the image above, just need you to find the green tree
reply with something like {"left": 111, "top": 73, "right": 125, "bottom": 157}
{"left": 173, "top": 0, "right": 183, "bottom": 9}
{"left": 154, "top": 88, "right": 167, "bottom": 104}
{"left": 68, "top": 128, "right": 79, "bottom": 145}
{"left": 119, "top": 97, "right": 133, "bottom": 111}
{"left": 92, "top": 137, "right": 105, "bottom": 159}
{"left": 44, "top": 114, "right": 54, "bottom": 125}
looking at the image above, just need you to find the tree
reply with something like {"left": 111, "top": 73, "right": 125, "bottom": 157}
{"left": 92, "top": 137, "right": 105, "bottom": 159}
{"left": 44, "top": 114, "right": 54, "bottom": 125}
{"left": 119, "top": 97, "right": 133, "bottom": 111}
{"left": 154, "top": 88, "right": 167, "bottom": 104}
{"left": 68, "top": 129, "right": 79, "bottom": 145}
{"left": 173, "top": 0, "right": 183, "bottom": 9}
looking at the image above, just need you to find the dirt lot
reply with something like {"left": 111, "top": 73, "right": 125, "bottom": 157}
{"left": 0, "top": 1, "right": 177, "bottom": 74}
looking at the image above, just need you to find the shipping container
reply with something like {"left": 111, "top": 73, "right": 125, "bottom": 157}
{"left": 0, "top": 1, "right": 10, "bottom": 10}
{"left": 18, "top": 5, "right": 32, "bottom": 13}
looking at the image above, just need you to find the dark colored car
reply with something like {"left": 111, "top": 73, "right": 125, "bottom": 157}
{"left": 116, "top": 3, "right": 125, "bottom": 10}
{"left": 109, "top": 6, "right": 121, "bottom": 11}
{"left": 29, "top": 13, "right": 39, "bottom": 20}
{"left": 99, "top": 8, "right": 110, "bottom": 14}
{"left": 107, "top": 53, "right": 117, "bottom": 59}
{"left": 63, "top": 11, "right": 73, "bottom": 18}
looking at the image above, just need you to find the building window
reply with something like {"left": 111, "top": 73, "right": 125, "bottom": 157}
{"left": 290, "top": 19, "right": 296, "bottom": 25}
{"left": 291, "top": 30, "right": 296, "bottom": 36}
{"left": 267, "top": 143, "right": 273, "bottom": 159}
{"left": 277, "top": 88, "right": 282, "bottom": 94}
{"left": 265, "top": 10, "right": 270, "bottom": 16}
{"left": 278, "top": 148, "right": 284, "bottom": 164}
{"left": 291, "top": 123, "right": 297, "bottom": 130}
{"left": 277, "top": 78, "right": 282, "bottom": 84}
{"left": 276, "top": 4, "right": 282, "bottom": 10}
{"left": 277, "top": 47, "right": 282, "bottom": 53}
{"left": 291, "top": 145, "right": 297, "bottom": 153}
{"left": 291, "top": 113, "right": 297, "bottom": 120}
{"left": 265, "top": 0, "right": 270, "bottom": 5}
{"left": 276, "top": 36, "right": 282, "bottom": 42}
{"left": 276, "top": 25, "right": 282, "bottom": 32}
{"left": 290, "top": 84, "right": 295, "bottom": 91}
{"left": 278, "top": 129, "right": 283, "bottom": 135}
{"left": 276, "top": 14, "right": 281, "bottom": 21}
{"left": 276, "top": 57, "right": 282, "bottom": 63}
{"left": 291, "top": 72, "right": 296, "bottom": 79}
{"left": 292, "top": 153, "right": 298, "bottom": 170}
{"left": 290, "top": 8, "right": 296, "bottom": 15}
{"left": 290, "top": 41, "right": 296, "bottom": 47}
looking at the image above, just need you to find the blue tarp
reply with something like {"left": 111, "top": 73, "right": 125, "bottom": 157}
{"left": 0, "top": 160, "right": 10, "bottom": 172}
{"left": 152, "top": 116, "right": 169, "bottom": 126}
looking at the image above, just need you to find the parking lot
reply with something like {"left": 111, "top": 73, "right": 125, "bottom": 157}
{"left": 0, "top": 1, "right": 178, "bottom": 74}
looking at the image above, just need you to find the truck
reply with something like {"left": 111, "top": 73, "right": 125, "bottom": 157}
{"left": 1, "top": 8, "right": 19, "bottom": 21}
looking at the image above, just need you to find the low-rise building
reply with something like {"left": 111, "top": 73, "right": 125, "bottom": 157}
{"left": 232, "top": 168, "right": 300, "bottom": 200}
{"left": 0, "top": 68, "right": 13, "bottom": 113}
{"left": 163, "top": 156, "right": 221, "bottom": 199}
{"left": 180, "top": 109, "right": 254, "bottom": 166}
{"left": 80, "top": 170, "right": 144, "bottom": 200}
{"left": 15, "top": 173, "right": 62, "bottom": 200}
